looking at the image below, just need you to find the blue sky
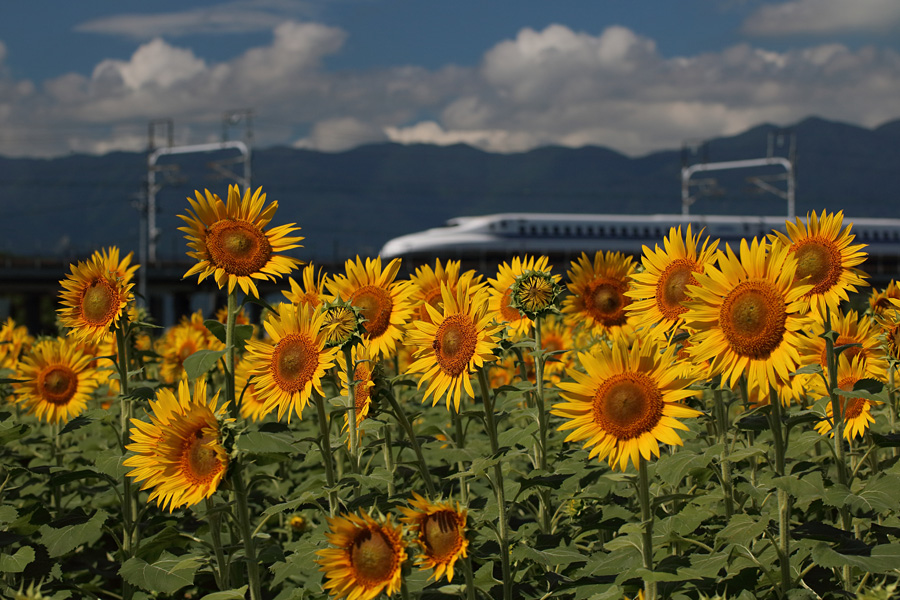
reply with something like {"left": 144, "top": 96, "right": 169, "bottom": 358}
{"left": 2, "top": 0, "right": 899, "bottom": 157}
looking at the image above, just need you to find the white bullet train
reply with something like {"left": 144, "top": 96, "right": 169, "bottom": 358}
{"left": 379, "top": 212, "right": 900, "bottom": 279}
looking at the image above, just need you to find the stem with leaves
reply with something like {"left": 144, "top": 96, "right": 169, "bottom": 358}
{"left": 314, "top": 394, "right": 339, "bottom": 516}
{"left": 381, "top": 386, "right": 436, "bottom": 497}
{"left": 115, "top": 323, "right": 137, "bottom": 600}
{"left": 344, "top": 345, "right": 361, "bottom": 475}
{"left": 767, "top": 386, "right": 792, "bottom": 595}
{"left": 637, "top": 457, "right": 657, "bottom": 600}
{"left": 713, "top": 388, "right": 735, "bottom": 519}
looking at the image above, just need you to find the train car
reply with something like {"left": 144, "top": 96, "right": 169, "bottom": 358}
{"left": 379, "top": 212, "right": 900, "bottom": 281}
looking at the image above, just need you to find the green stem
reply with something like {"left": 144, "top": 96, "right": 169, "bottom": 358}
{"left": 453, "top": 405, "right": 469, "bottom": 505}
{"left": 314, "top": 394, "right": 339, "bottom": 516}
{"left": 768, "top": 387, "right": 792, "bottom": 595}
{"left": 713, "top": 389, "right": 734, "bottom": 519}
{"left": 476, "top": 367, "right": 511, "bottom": 600}
{"left": 382, "top": 424, "right": 396, "bottom": 497}
{"left": 205, "top": 497, "right": 230, "bottom": 590}
{"left": 50, "top": 423, "right": 62, "bottom": 511}
{"left": 344, "top": 346, "right": 360, "bottom": 475}
{"left": 638, "top": 457, "right": 657, "bottom": 600}
{"left": 889, "top": 366, "right": 898, "bottom": 459}
{"left": 382, "top": 388, "right": 436, "bottom": 497}
{"left": 115, "top": 324, "right": 137, "bottom": 600}
{"left": 532, "top": 316, "right": 552, "bottom": 534}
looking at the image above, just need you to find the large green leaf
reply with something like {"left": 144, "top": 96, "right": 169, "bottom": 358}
{"left": 0, "top": 545, "right": 35, "bottom": 573}
{"left": 120, "top": 552, "right": 202, "bottom": 595}
{"left": 183, "top": 349, "right": 226, "bottom": 380}
{"left": 39, "top": 509, "right": 108, "bottom": 557}
{"left": 199, "top": 587, "right": 249, "bottom": 600}
{"left": 810, "top": 543, "right": 900, "bottom": 574}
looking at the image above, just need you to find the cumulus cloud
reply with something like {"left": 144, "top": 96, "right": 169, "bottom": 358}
{"left": 1, "top": 22, "right": 899, "bottom": 158}
{"left": 743, "top": 0, "right": 900, "bottom": 35}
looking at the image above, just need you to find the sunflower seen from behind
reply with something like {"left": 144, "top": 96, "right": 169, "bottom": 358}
{"left": 16, "top": 338, "right": 100, "bottom": 424}
{"left": 562, "top": 251, "right": 636, "bottom": 337}
{"left": 552, "top": 335, "right": 702, "bottom": 471}
{"left": 245, "top": 302, "right": 339, "bottom": 422}
{"left": 407, "top": 274, "right": 502, "bottom": 412}
{"left": 399, "top": 493, "right": 469, "bottom": 583}
{"left": 317, "top": 509, "right": 407, "bottom": 600}
{"left": 179, "top": 185, "right": 303, "bottom": 297}
{"left": 771, "top": 209, "right": 867, "bottom": 317}
{"left": 58, "top": 247, "right": 136, "bottom": 343}
{"left": 124, "top": 378, "right": 231, "bottom": 511}
{"left": 328, "top": 256, "right": 415, "bottom": 359}
{"left": 626, "top": 225, "right": 718, "bottom": 340}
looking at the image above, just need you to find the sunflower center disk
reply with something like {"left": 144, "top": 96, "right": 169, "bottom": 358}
{"left": 351, "top": 530, "right": 396, "bottom": 584}
{"left": 592, "top": 373, "right": 663, "bottom": 440}
{"left": 656, "top": 260, "right": 697, "bottom": 319}
{"left": 206, "top": 220, "right": 272, "bottom": 276}
{"left": 794, "top": 238, "right": 841, "bottom": 293}
{"left": 81, "top": 279, "right": 119, "bottom": 326}
{"left": 419, "top": 288, "right": 444, "bottom": 323}
{"left": 720, "top": 281, "right": 787, "bottom": 359}
{"left": 181, "top": 431, "right": 222, "bottom": 484}
{"left": 351, "top": 286, "right": 393, "bottom": 338}
{"left": 40, "top": 366, "right": 78, "bottom": 405}
{"left": 423, "top": 511, "right": 463, "bottom": 561}
{"left": 273, "top": 334, "right": 317, "bottom": 393}
{"left": 585, "top": 279, "right": 629, "bottom": 326}
{"left": 434, "top": 315, "right": 478, "bottom": 377}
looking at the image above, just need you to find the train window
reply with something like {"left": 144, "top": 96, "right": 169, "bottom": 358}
{"left": 575, "top": 226, "right": 582, "bottom": 236}
{"left": 643, "top": 227, "right": 650, "bottom": 237}
{"left": 587, "top": 226, "right": 594, "bottom": 236}
{"left": 564, "top": 226, "right": 571, "bottom": 236}
{"left": 530, "top": 225, "right": 537, "bottom": 235}
{"left": 542, "top": 226, "right": 549, "bottom": 236}
{"left": 553, "top": 225, "right": 560, "bottom": 236}
{"left": 655, "top": 228, "right": 662, "bottom": 237}
{"left": 489, "top": 223, "right": 495, "bottom": 231}
{"left": 519, "top": 225, "right": 526, "bottom": 235}
{"left": 599, "top": 227, "right": 606, "bottom": 236}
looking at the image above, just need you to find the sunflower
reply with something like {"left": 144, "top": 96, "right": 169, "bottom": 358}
{"left": 682, "top": 238, "right": 813, "bottom": 401}
{"left": 16, "top": 338, "right": 99, "bottom": 423}
{"left": 406, "top": 279, "right": 502, "bottom": 412}
{"left": 875, "top": 306, "right": 900, "bottom": 361}
{"left": 811, "top": 354, "right": 881, "bottom": 440}
{"left": 409, "top": 259, "right": 463, "bottom": 325}
{"left": 552, "top": 336, "right": 702, "bottom": 471}
{"left": 0, "top": 317, "right": 33, "bottom": 373}
{"left": 235, "top": 354, "right": 269, "bottom": 421}
{"left": 244, "top": 302, "right": 339, "bottom": 422}
{"left": 626, "top": 225, "right": 719, "bottom": 340}
{"left": 317, "top": 509, "right": 407, "bottom": 600}
{"left": 327, "top": 256, "right": 415, "bottom": 358}
{"left": 487, "top": 255, "right": 552, "bottom": 337}
{"left": 157, "top": 322, "right": 210, "bottom": 384}
{"left": 561, "top": 251, "right": 637, "bottom": 337}
{"left": 58, "top": 247, "right": 135, "bottom": 343}
{"left": 399, "top": 493, "right": 468, "bottom": 583}
{"left": 869, "top": 280, "right": 900, "bottom": 317}
{"left": 321, "top": 298, "right": 366, "bottom": 349}
{"left": 124, "top": 378, "right": 230, "bottom": 511}
{"left": 772, "top": 210, "right": 868, "bottom": 317}
{"left": 337, "top": 343, "right": 378, "bottom": 438}
{"left": 178, "top": 185, "right": 303, "bottom": 296}
{"left": 510, "top": 268, "right": 563, "bottom": 319}
{"left": 284, "top": 263, "right": 331, "bottom": 308}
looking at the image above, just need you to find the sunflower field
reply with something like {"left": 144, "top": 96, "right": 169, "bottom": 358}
{"left": 1, "top": 185, "right": 900, "bottom": 600}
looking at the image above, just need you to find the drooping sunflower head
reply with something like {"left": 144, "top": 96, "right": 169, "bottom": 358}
{"left": 682, "top": 237, "right": 813, "bottom": 399}
{"left": 409, "top": 258, "right": 463, "bottom": 324}
{"left": 869, "top": 281, "right": 900, "bottom": 317}
{"left": 811, "top": 354, "right": 881, "bottom": 440}
{"left": 338, "top": 343, "right": 380, "bottom": 439}
{"left": 327, "top": 256, "right": 415, "bottom": 359}
{"left": 58, "top": 247, "right": 135, "bottom": 343}
{"left": 16, "top": 338, "right": 99, "bottom": 424}
{"left": 178, "top": 185, "right": 304, "bottom": 297}
{"left": 399, "top": 492, "right": 468, "bottom": 583}
{"left": 283, "top": 263, "right": 331, "bottom": 308}
{"left": 562, "top": 251, "right": 637, "bottom": 337}
{"left": 487, "top": 255, "right": 552, "bottom": 337}
{"left": 407, "top": 279, "right": 502, "bottom": 412}
{"left": 510, "top": 268, "right": 563, "bottom": 319}
{"left": 317, "top": 509, "right": 407, "bottom": 600}
{"left": 772, "top": 210, "right": 868, "bottom": 317}
{"left": 244, "top": 302, "right": 339, "bottom": 422}
{"left": 626, "top": 225, "right": 719, "bottom": 339}
{"left": 124, "top": 378, "right": 231, "bottom": 511}
{"left": 552, "top": 336, "right": 702, "bottom": 471}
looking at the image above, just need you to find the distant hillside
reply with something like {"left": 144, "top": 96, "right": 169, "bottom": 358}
{"left": 1, "top": 116, "right": 898, "bottom": 263}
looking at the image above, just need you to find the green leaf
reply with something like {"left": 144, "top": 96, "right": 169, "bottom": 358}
{"left": 0, "top": 505, "right": 18, "bottom": 525}
{"left": 258, "top": 492, "right": 318, "bottom": 522}
{"left": 199, "top": 587, "right": 249, "bottom": 600}
{"left": 790, "top": 364, "right": 822, "bottom": 376}
{"left": 772, "top": 472, "right": 825, "bottom": 510}
{"left": 810, "top": 543, "right": 900, "bottom": 574}
{"left": 238, "top": 431, "right": 297, "bottom": 455}
{"left": 204, "top": 320, "right": 254, "bottom": 350}
{"left": 0, "top": 423, "right": 29, "bottom": 445}
{"left": 120, "top": 552, "right": 202, "bottom": 595}
{"left": 183, "top": 349, "right": 226, "bottom": 380}
{"left": 59, "top": 415, "right": 92, "bottom": 435}
{"left": 39, "top": 509, "right": 109, "bottom": 557}
{"left": 717, "top": 514, "right": 767, "bottom": 545}
{"left": 512, "top": 544, "right": 587, "bottom": 567}
{"left": 655, "top": 450, "right": 711, "bottom": 487}
{"left": 0, "top": 545, "right": 35, "bottom": 573}
{"left": 95, "top": 449, "right": 129, "bottom": 480}
{"left": 854, "top": 474, "right": 900, "bottom": 514}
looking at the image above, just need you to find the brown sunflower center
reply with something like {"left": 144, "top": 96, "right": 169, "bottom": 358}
{"left": 418, "top": 287, "right": 444, "bottom": 323}
{"left": 351, "top": 285, "right": 393, "bottom": 339}
{"left": 206, "top": 219, "right": 272, "bottom": 276}
{"left": 655, "top": 259, "right": 698, "bottom": 319}
{"left": 584, "top": 278, "right": 630, "bottom": 327}
{"left": 720, "top": 280, "right": 787, "bottom": 359}
{"left": 499, "top": 288, "right": 524, "bottom": 323}
{"left": 39, "top": 366, "right": 78, "bottom": 405}
{"left": 819, "top": 335, "right": 863, "bottom": 366}
{"left": 592, "top": 372, "right": 663, "bottom": 440}
{"left": 836, "top": 376, "right": 866, "bottom": 420}
{"left": 272, "top": 333, "right": 319, "bottom": 393}
{"left": 350, "top": 529, "right": 397, "bottom": 585}
{"left": 81, "top": 278, "right": 120, "bottom": 326}
{"left": 180, "top": 428, "right": 223, "bottom": 484}
{"left": 793, "top": 237, "right": 842, "bottom": 294}
{"left": 433, "top": 314, "right": 478, "bottom": 377}
{"left": 422, "top": 510, "right": 464, "bottom": 562}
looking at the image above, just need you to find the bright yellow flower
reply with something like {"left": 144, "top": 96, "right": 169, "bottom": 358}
{"left": 16, "top": 338, "right": 99, "bottom": 423}
{"left": 409, "top": 258, "right": 463, "bottom": 325}
{"left": 811, "top": 354, "right": 881, "bottom": 440}
{"left": 487, "top": 255, "right": 552, "bottom": 337}
{"left": 283, "top": 263, "right": 331, "bottom": 308}
{"left": 869, "top": 280, "right": 900, "bottom": 317}
{"left": 337, "top": 343, "right": 378, "bottom": 439}
{"left": 399, "top": 493, "right": 469, "bottom": 583}
{"left": 562, "top": 251, "right": 636, "bottom": 337}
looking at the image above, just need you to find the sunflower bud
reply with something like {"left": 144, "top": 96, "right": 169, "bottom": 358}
{"left": 510, "top": 269, "right": 562, "bottom": 319}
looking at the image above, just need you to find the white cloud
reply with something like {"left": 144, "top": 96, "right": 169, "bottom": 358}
{"left": 92, "top": 39, "right": 207, "bottom": 90}
{"left": 294, "top": 117, "right": 386, "bottom": 151}
{"left": 384, "top": 121, "right": 537, "bottom": 153}
{"left": 743, "top": 0, "right": 900, "bottom": 35}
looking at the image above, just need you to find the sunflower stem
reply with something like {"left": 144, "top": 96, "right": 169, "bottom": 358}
{"left": 382, "top": 424, "right": 396, "bottom": 497}
{"left": 637, "top": 456, "right": 657, "bottom": 600}
{"left": 115, "top": 323, "right": 137, "bottom": 600}
{"left": 225, "top": 292, "right": 262, "bottom": 600}
{"left": 50, "top": 423, "right": 62, "bottom": 511}
{"left": 314, "top": 394, "right": 339, "bottom": 516}
{"left": 532, "top": 315, "right": 552, "bottom": 534}
{"left": 205, "top": 497, "right": 230, "bottom": 590}
{"left": 453, "top": 405, "right": 469, "bottom": 505}
{"left": 713, "top": 388, "right": 735, "bottom": 519}
{"left": 382, "top": 387, "right": 436, "bottom": 497}
{"left": 344, "top": 345, "right": 361, "bottom": 475}
{"left": 476, "top": 367, "right": 512, "bottom": 600}
{"left": 768, "top": 386, "right": 792, "bottom": 595}
{"left": 889, "top": 366, "right": 898, "bottom": 459}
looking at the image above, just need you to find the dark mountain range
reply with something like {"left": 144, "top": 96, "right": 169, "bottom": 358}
{"left": 1, "top": 116, "right": 898, "bottom": 264}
